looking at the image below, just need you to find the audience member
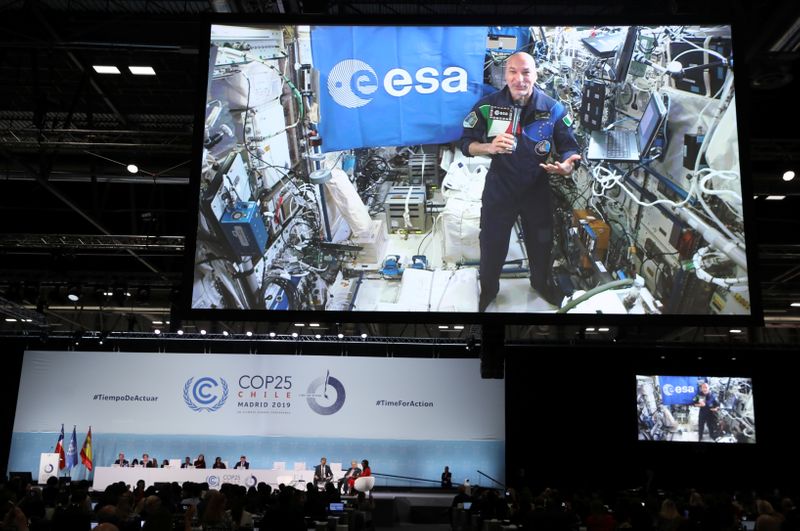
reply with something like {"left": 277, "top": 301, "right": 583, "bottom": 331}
{"left": 657, "top": 498, "right": 686, "bottom": 531}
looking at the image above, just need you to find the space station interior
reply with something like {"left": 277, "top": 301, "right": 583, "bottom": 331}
{"left": 637, "top": 376, "right": 756, "bottom": 444}
{"left": 193, "top": 24, "right": 749, "bottom": 314}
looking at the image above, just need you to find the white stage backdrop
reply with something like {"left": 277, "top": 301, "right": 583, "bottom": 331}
{"left": 9, "top": 351, "right": 505, "bottom": 487}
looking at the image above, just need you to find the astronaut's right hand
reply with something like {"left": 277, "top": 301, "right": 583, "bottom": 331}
{"left": 490, "top": 133, "right": 516, "bottom": 154}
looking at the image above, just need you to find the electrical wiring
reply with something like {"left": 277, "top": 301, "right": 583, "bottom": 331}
{"left": 697, "top": 169, "right": 742, "bottom": 201}
{"left": 590, "top": 162, "right": 699, "bottom": 209}
{"left": 260, "top": 274, "right": 301, "bottom": 309}
{"left": 692, "top": 247, "right": 748, "bottom": 291}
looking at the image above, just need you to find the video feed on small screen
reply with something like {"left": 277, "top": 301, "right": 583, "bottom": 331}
{"left": 191, "top": 23, "right": 749, "bottom": 315}
{"left": 636, "top": 375, "right": 756, "bottom": 443}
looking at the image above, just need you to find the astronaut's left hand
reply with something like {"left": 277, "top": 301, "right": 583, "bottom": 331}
{"left": 539, "top": 154, "right": 582, "bottom": 176}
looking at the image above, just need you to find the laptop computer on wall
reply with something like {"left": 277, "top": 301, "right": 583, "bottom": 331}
{"left": 587, "top": 91, "right": 667, "bottom": 162}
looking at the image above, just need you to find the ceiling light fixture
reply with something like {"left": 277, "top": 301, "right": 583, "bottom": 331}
{"left": 93, "top": 65, "right": 121, "bottom": 74}
{"left": 67, "top": 284, "right": 82, "bottom": 303}
{"left": 128, "top": 66, "right": 156, "bottom": 76}
{"left": 783, "top": 170, "right": 796, "bottom": 182}
{"left": 766, "top": 195, "right": 786, "bottom": 200}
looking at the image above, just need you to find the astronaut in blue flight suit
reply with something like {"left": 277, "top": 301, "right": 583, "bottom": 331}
{"left": 459, "top": 52, "right": 581, "bottom": 311}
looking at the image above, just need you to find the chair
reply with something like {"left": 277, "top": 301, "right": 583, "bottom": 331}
{"left": 273, "top": 461, "right": 286, "bottom": 470}
{"left": 353, "top": 476, "right": 375, "bottom": 495}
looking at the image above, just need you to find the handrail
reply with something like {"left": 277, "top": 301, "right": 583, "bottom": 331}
{"left": 371, "top": 472, "right": 441, "bottom": 485}
{"left": 476, "top": 470, "right": 504, "bottom": 488}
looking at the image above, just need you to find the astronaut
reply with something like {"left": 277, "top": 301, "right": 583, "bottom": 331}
{"left": 459, "top": 52, "right": 581, "bottom": 311}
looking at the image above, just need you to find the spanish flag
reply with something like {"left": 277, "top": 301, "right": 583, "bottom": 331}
{"left": 80, "top": 426, "right": 93, "bottom": 471}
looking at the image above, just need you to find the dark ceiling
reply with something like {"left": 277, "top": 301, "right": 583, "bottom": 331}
{"left": 1, "top": 0, "right": 799, "bottom": 345}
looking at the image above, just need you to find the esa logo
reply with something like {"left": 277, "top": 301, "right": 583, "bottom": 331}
{"left": 662, "top": 384, "right": 695, "bottom": 396}
{"left": 327, "top": 59, "right": 469, "bottom": 108}
{"left": 183, "top": 376, "right": 228, "bottom": 412}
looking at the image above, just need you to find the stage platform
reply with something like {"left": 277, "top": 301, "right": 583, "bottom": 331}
{"left": 360, "top": 489, "right": 454, "bottom": 526}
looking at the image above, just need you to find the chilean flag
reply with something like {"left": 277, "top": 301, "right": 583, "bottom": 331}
{"left": 55, "top": 424, "right": 66, "bottom": 470}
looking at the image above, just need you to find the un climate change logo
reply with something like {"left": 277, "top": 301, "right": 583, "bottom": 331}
{"left": 327, "top": 59, "right": 378, "bottom": 108}
{"left": 184, "top": 376, "right": 228, "bottom": 412}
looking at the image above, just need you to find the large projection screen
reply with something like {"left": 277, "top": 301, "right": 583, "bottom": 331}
{"left": 187, "top": 21, "right": 754, "bottom": 321}
{"left": 636, "top": 374, "right": 756, "bottom": 444}
{"left": 9, "top": 351, "right": 504, "bottom": 486}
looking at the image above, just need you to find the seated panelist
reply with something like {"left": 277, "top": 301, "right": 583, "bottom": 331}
{"left": 233, "top": 455, "right": 250, "bottom": 469}
{"left": 314, "top": 457, "right": 333, "bottom": 490}
{"left": 341, "top": 460, "right": 362, "bottom": 494}
{"left": 113, "top": 453, "right": 129, "bottom": 467}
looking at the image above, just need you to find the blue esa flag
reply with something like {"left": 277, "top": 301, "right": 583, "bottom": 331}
{"left": 659, "top": 376, "right": 701, "bottom": 405}
{"left": 312, "top": 26, "right": 487, "bottom": 151}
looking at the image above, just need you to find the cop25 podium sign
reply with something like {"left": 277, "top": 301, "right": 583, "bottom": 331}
{"left": 312, "top": 26, "right": 487, "bottom": 151}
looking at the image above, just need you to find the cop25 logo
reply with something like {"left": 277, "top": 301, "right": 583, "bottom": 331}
{"left": 327, "top": 59, "right": 468, "bottom": 108}
{"left": 183, "top": 376, "right": 228, "bottom": 412}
